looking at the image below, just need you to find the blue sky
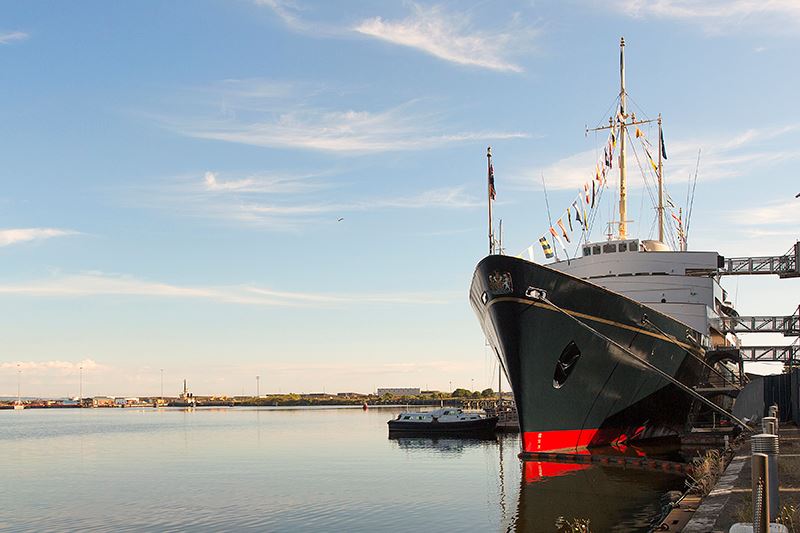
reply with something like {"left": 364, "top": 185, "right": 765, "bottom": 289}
{"left": 1, "top": 0, "right": 798, "bottom": 397}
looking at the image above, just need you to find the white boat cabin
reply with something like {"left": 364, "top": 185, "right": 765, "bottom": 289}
{"left": 395, "top": 408, "right": 484, "bottom": 422}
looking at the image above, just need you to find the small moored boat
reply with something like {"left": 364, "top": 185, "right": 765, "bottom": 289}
{"left": 388, "top": 408, "right": 498, "bottom": 434}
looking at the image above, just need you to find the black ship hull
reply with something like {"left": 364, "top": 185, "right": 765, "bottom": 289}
{"left": 470, "top": 255, "right": 707, "bottom": 453}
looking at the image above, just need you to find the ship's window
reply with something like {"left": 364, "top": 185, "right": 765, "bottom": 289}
{"left": 619, "top": 242, "right": 627, "bottom": 252}
{"left": 583, "top": 247, "right": 591, "bottom": 256}
{"left": 630, "top": 240, "right": 639, "bottom": 251}
{"left": 593, "top": 245, "right": 601, "bottom": 255}
{"left": 553, "top": 341, "right": 581, "bottom": 389}
{"left": 403, "top": 416, "right": 410, "bottom": 420}
{"left": 603, "top": 244, "right": 617, "bottom": 253}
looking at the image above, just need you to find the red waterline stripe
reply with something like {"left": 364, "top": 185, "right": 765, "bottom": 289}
{"left": 524, "top": 461, "right": 590, "bottom": 483}
{"left": 522, "top": 429, "right": 600, "bottom": 452}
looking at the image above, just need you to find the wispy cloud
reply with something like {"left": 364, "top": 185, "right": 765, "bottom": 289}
{"left": 2, "top": 359, "right": 105, "bottom": 375}
{"left": 229, "top": 186, "right": 482, "bottom": 227}
{"left": 140, "top": 169, "right": 481, "bottom": 230}
{"left": 0, "top": 228, "right": 78, "bottom": 247}
{"left": 509, "top": 124, "right": 800, "bottom": 191}
{"left": 353, "top": 4, "right": 533, "bottom": 73}
{"left": 0, "top": 31, "right": 28, "bottom": 44}
{"left": 255, "top": 0, "right": 308, "bottom": 31}
{"left": 202, "top": 170, "right": 328, "bottom": 194}
{"left": 253, "top": 0, "right": 344, "bottom": 36}
{"left": 612, "top": 0, "right": 800, "bottom": 32}
{"left": 254, "top": 1, "right": 535, "bottom": 72}
{"left": 168, "top": 88, "right": 527, "bottom": 153}
{"left": 254, "top": 359, "right": 481, "bottom": 377}
{"left": 0, "top": 271, "right": 455, "bottom": 306}
{"left": 157, "top": 78, "right": 528, "bottom": 153}
{"left": 732, "top": 198, "right": 800, "bottom": 228}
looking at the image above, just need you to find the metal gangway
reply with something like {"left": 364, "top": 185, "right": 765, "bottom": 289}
{"left": 720, "top": 306, "right": 799, "bottom": 363}
{"left": 721, "top": 312, "right": 800, "bottom": 337}
{"left": 719, "top": 241, "right": 800, "bottom": 278}
{"left": 738, "top": 344, "right": 800, "bottom": 362}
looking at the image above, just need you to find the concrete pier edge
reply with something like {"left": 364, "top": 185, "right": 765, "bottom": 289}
{"left": 682, "top": 454, "right": 749, "bottom": 532}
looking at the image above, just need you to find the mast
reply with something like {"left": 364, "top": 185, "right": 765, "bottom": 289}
{"left": 657, "top": 114, "right": 664, "bottom": 242}
{"left": 618, "top": 37, "right": 627, "bottom": 240}
{"left": 498, "top": 219, "right": 503, "bottom": 255}
{"left": 17, "top": 364, "right": 21, "bottom": 405}
{"left": 587, "top": 38, "right": 659, "bottom": 242}
{"left": 487, "top": 146, "right": 494, "bottom": 254}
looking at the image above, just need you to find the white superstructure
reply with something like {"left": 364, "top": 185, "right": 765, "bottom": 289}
{"left": 550, "top": 238, "right": 735, "bottom": 350}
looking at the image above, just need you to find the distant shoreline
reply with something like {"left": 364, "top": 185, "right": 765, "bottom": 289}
{"left": 2, "top": 392, "right": 511, "bottom": 410}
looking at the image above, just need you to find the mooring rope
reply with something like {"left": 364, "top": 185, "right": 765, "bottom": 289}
{"left": 641, "top": 316, "right": 742, "bottom": 392}
{"left": 530, "top": 291, "right": 752, "bottom": 431}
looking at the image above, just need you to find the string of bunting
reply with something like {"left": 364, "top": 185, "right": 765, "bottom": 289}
{"left": 530, "top": 125, "right": 618, "bottom": 259}
{"left": 517, "top": 119, "right": 684, "bottom": 260}
{"left": 634, "top": 127, "right": 684, "bottom": 238}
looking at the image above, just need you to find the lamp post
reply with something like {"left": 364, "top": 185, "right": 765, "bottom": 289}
{"left": 79, "top": 365, "right": 83, "bottom": 407}
{"left": 256, "top": 375, "right": 260, "bottom": 398}
{"left": 160, "top": 369, "right": 164, "bottom": 404}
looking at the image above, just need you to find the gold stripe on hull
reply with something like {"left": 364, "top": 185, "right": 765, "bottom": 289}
{"left": 486, "top": 296, "right": 696, "bottom": 352}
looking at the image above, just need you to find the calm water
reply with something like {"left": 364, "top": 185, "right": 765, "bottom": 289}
{"left": 1, "top": 407, "right": 685, "bottom": 532}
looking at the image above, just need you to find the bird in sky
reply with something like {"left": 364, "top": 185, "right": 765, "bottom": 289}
{"left": 337, "top": 217, "right": 344, "bottom": 222}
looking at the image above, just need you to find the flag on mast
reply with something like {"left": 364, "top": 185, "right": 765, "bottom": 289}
{"left": 660, "top": 128, "right": 668, "bottom": 160}
{"left": 557, "top": 218, "right": 571, "bottom": 243}
{"left": 572, "top": 201, "right": 583, "bottom": 228}
{"left": 488, "top": 155, "right": 496, "bottom": 200}
{"left": 539, "top": 236, "right": 554, "bottom": 259}
{"left": 549, "top": 226, "right": 567, "bottom": 253}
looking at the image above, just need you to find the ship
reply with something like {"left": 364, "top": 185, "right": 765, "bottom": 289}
{"left": 470, "top": 38, "right": 746, "bottom": 454}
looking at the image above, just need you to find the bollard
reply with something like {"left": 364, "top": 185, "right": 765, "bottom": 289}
{"left": 752, "top": 452, "right": 769, "bottom": 533}
{"left": 761, "top": 416, "right": 778, "bottom": 435}
{"left": 763, "top": 416, "right": 777, "bottom": 435}
{"left": 752, "top": 433, "right": 780, "bottom": 519}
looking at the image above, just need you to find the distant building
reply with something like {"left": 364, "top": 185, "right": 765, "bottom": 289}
{"left": 114, "top": 397, "right": 142, "bottom": 407}
{"left": 92, "top": 396, "right": 115, "bottom": 407}
{"left": 377, "top": 387, "right": 420, "bottom": 397}
{"left": 337, "top": 392, "right": 367, "bottom": 398}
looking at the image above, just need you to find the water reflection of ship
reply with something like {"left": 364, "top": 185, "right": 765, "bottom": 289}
{"left": 505, "top": 443, "right": 687, "bottom": 532}
{"left": 509, "top": 460, "right": 685, "bottom": 532}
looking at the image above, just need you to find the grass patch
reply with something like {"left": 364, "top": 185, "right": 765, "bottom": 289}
{"left": 688, "top": 449, "right": 726, "bottom": 496}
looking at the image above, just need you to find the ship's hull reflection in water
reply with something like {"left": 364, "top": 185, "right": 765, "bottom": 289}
{"left": 510, "top": 449, "right": 686, "bottom": 532}
{"left": 389, "top": 431, "right": 686, "bottom": 532}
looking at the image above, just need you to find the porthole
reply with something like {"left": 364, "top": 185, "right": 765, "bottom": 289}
{"left": 553, "top": 341, "right": 581, "bottom": 389}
